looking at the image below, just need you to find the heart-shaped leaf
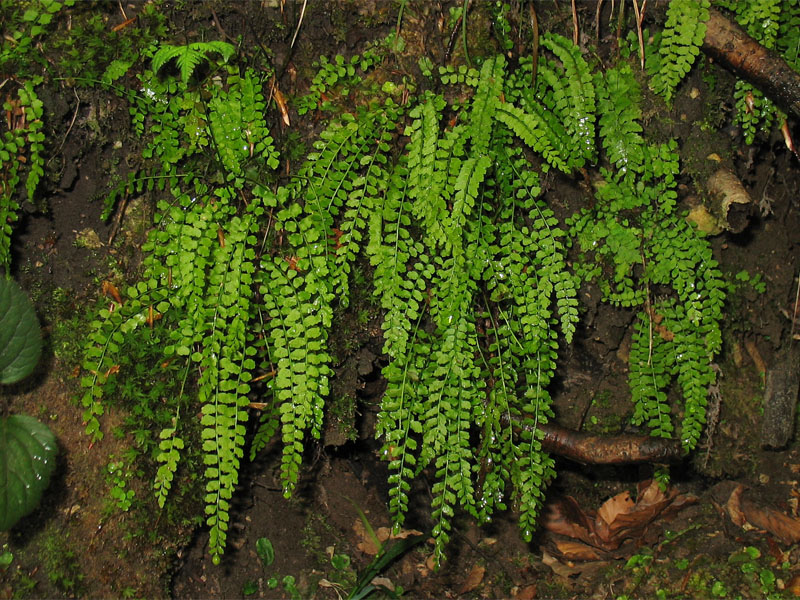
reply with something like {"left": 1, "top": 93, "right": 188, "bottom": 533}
{"left": 0, "top": 278, "right": 42, "bottom": 385}
{"left": 0, "top": 415, "right": 57, "bottom": 531}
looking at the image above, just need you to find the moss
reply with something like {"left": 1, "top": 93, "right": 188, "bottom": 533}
{"left": 41, "top": 533, "right": 85, "bottom": 595}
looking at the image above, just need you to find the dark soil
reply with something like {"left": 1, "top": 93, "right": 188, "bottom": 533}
{"left": 2, "top": 2, "right": 800, "bottom": 599}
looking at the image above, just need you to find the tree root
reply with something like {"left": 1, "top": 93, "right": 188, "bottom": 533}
{"left": 702, "top": 7, "right": 800, "bottom": 120}
{"left": 504, "top": 417, "right": 686, "bottom": 465}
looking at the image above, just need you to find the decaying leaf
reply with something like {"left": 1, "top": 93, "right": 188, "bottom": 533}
{"left": 513, "top": 584, "right": 538, "bottom": 600}
{"left": 352, "top": 519, "right": 423, "bottom": 555}
{"left": 543, "top": 480, "right": 696, "bottom": 560}
{"left": 552, "top": 539, "right": 604, "bottom": 561}
{"left": 102, "top": 280, "right": 123, "bottom": 305}
{"left": 457, "top": 564, "right": 485, "bottom": 594}
{"left": 370, "top": 577, "right": 395, "bottom": 592}
{"left": 541, "top": 549, "right": 610, "bottom": 580}
{"left": 713, "top": 481, "right": 800, "bottom": 544}
{"left": 744, "top": 338, "right": 766, "bottom": 380}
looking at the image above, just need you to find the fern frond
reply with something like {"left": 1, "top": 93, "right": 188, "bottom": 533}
{"left": 208, "top": 68, "right": 280, "bottom": 180}
{"left": 596, "top": 65, "right": 644, "bottom": 179}
{"left": 260, "top": 248, "right": 333, "bottom": 496}
{"left": 102, "top": 58, "right": 135, "bottom": 84}
{"left": 332, "top": 100, "right": 405, "bottom": 306}
{"left": 154, "top": 426, "right": 185, "bottom": 508}
{"left": 628, "top": 310, "right": 675, "bottom": 439}
{"left": 467, "top": 55, "right": 505, "bottom": 154}
{"left": 151, "top": 41, "right": 235, "bottom": 83}
{"left": 540, "top": 33, "right": 596, "bottom": 166}
{"left": 495, "top": 102, "right": 569, "bottom": 172}
{"left": 421, "top": 298, "right": 481, "bottom": 561}
{"left": 649, "top": 0, "right": 710, "bottom": 104}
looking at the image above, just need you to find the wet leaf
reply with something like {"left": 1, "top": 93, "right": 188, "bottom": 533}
{"left": 0, "top": 415, "right": 57, "bottom": 530}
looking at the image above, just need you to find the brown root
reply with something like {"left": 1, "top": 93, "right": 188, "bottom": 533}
{"left": 702, "top": 7, "right": 800, "bottom": 120}
{"left": 504, "top": 419, "right": 686, "bottom": 465}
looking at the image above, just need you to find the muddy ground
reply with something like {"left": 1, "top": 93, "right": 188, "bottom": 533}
{"left": 1, "top": 1, "right": 800, "bottom": 599}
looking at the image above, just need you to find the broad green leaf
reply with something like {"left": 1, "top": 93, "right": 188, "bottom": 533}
{"left": 0, "top": 278, "right": 42, "bottom": 384}
{"left": 255, "top": 537, "right": 274, "bottom": 567}
{"left": 0, "top": 415, "right": 57, "bottom": 530}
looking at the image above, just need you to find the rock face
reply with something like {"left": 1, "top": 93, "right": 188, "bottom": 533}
{"left": 761, "top": 353, "right": 800, "bottom": 449}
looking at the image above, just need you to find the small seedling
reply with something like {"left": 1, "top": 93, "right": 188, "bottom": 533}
{"left": 242, "top": 580, "right": 258, "bottom": 596}
{"left": 255, "top": 537, "right": 275, "bottom": 568}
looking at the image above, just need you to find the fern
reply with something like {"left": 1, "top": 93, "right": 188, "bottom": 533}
{"left": 80, "top": 32, "right": 727, "bottom": 568}
{"left": 0, "top": 79, "right": 46, "bottom": 272}
{"left": 649, "top": 0, "right": 710, "bottom": 104}
{"left": 81, "top": 49, "right": 280, "bottom": 563}
{"left": 365, "top": 52, "right": 582, "bottom": 560}
{"left": 151, "top": 41, "right": 234, "bottom": 83}
{"left": 595, "top": 65, "right": 644, "bottom": 180}
{"left": 499, "top": 33, "right": 596, "bottom": 173}
{"left": 154, "top": 425, "right": 184, "bottom": 508}
{"left": 571, "top": 66, "right": 725, "bottom": 453}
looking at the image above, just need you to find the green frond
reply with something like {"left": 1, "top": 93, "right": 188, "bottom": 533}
{"left": 628, "top": 310, "right": 675, "bottom": 439}
{"left": 82, "top": 54, "right": 279, "bottom": 564}
{"left": 332, "top": 100, "right": 405, "bottom": 306}
{"left": 77, "top": 32, "right": 732, "bottom": 569}
{"left": 154, "top": 426, "right": 185, "bottom": 508}
{"left": 467, "top": 54, "right": 505, "bottom": 154}
{"left": 495, "top": 102, "right": 569, "bottom": 172}
{"left": 539, "top": 33, "right": 596, "bottom": 166}
{"left": 101, "top": 58, "right": 134, "bottom": 84}
{"left": 649, "top": 0, "right": 710, "bottom": 104}
{"left": 259, "top": 252, "right": 333, "bottom": 496}
{"left": 596, "top": 65, "right": 644, "bottom": 179}
{"left": 719, "top": 1, "right": 800, "bottom": 144}
{"left": 208, "top": 68, "right": 280, "bottom": 179}
{"left": 151, "top": 41, "right": 235, "bottom": 83}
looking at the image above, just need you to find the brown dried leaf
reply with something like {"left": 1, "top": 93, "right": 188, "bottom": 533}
{"left": 102, "top": 280, "right": 123, "bottom": 305}
{"left": 785, "top": 573, "right": 800, "bottom": 597}
{"left": 544, "top": 480, "right": 696, "bottom": 556}
{"left": 457, "top": 564, "right": 485, "bottom": 594}
{"left": 725, "top": 484, "right": 747, "bottom": 527}
{"left": 353, "top": 521, "right": 423, "bottom": 555}
{"left": 744, "top": 339, "right": 766, "bottom": 379}
{"left": 370, "top": 577, "right": 395, "bottom": 592}
{"left": 543, "top": 496, "right": 598, "bottom": 546}
{"left": 740, "top": 495, "right": 800, "bottom": 544}
{"left": 513, "top": 584, "right": 538, "bottom": 600}
{"left": 273, "top": 88, "right": 290, "bottom": 127}
{"left": 353, "top": 520, "right": 380, "bottom": 555}
{"left": 552, "top": 538, "right": 605, "bottom": 561}
{"left": 389, "top": 527, "right": 424, "bottom": 540}
{"left": 597, "top": 490, "right": 635, "bottom": 527}
{"left": 541, "top": 550, "right": 610, "bottom": 579}
{"left": 603, "top": 481, "right": 686, "bottom": 544}
{"left": 541, "top": 550, "right": 579, "bottom": 578}
{"left": 424, "top": 553, "right": 436, "bottom": 573}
